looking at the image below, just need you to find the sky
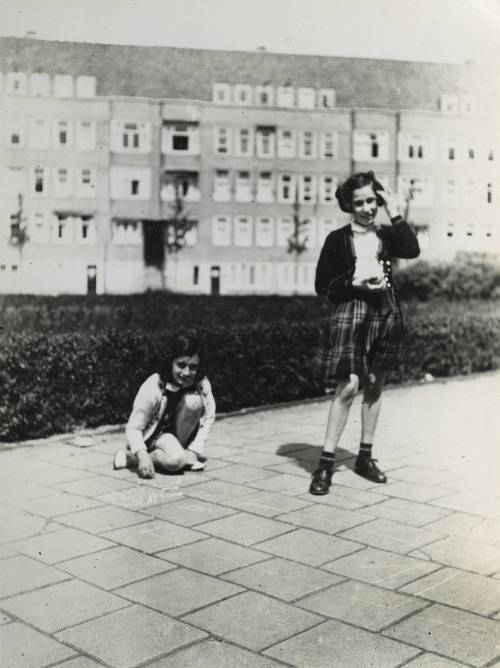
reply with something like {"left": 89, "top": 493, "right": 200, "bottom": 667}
{"left": 1, "top": 0, "right": 500, "bottom": 65}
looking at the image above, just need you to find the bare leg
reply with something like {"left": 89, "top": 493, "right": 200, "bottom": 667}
{"left": 361, "top": 372, "right": 386, "bottom": 444}
{"left": 323, "top": 374, "right": 360, "bottom": 454}
{"left": 356, "top": 371, "right": 387, "bottom": 483}
{"left": 150, "top": 434, "right": 188, "bottom": 472}
{"left": 175, "top": 391, "right": 203, "bottom": 446}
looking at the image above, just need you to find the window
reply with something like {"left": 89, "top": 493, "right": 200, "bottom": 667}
{"left": 112, "top": 221, "right": 142, "bottom": 245}
{"left": 256, "top": 172, "right": 274, "bottom": 202}
{"left": 235, "top": 128, "right": 254, "bottom": 156}
{"left": 76, "top": 121, "right": 96, "bottom": 151}
{"left": 30, "top": 212, "right": 49, "bottom": 243}
{"left": 6, "top": 72, "right": 27, "bottom": 95}
{"left": 297, "top": 88, "right": 316, "bottom": 108}
{"left": 31, "top": 166, "right": 47, "bottom": 195}
{"left": 110, "top": 167, "right": 151, "bottom": 200}
{"left": 256, "top": 217, "right": 274, "bottom": 247}
{"left": 320, "top": 131, "right": 338, "bottom": 159}
{"left": 6, "top": 167, "right": 25, "bottom": 195}
{"left": 277, "top": 216, "right": 294, "bottom": 247}
{"left": 277, "top": 173, "right": 296, "bottom": 202}
{"left": 445, "top": 221, "right": 455, "bottom": 239}
{"left": 465, "top": 139, "right": 476, "bottom": 161}
{"left": 53, "top": 120, "right": 72, "bottom": 149}
{"left": 353, "top": 131, "right": 389, "bottom": 161}
{"left": 53, "top": 167, "right": 73, "bottom": 198}
{"left": 214, "top": 127, "right": 232, "bottom": 154}
{"left": 442, "top": 179, "right": 460, "bottom": 208}
{"left": 212, "top": 215, "right": 231, "bottom": 246}
{"left": 487, "top": 183, "right": 492, "bottom": 204}
{"left": 212, "top": 170, "right": 231, "bottom": 201}
{"left": 77, "top": 168, "right": 96, "bottom": 198}
{"left": 398, "top": 176, "right": 433, "bottom": 207}
{"left": 319, "top": 89, "right": 335, "bottom": 108}
{"left": 6, "top": 119, "right": 25, "bottom": 147}
{"left": 256, "top": 126, "right": 276, "bottom": 158}
{"left": 54, "top": 75, "right": 73, "bottom": 97}
{"left": 298, "top": 175, "right": 317, "bottom": 204}
{"left": 460, "top": 95, "right": 477, "bottom": 116}
{"left": 255, "top": 85, "right": 274, "bottom": 106}
{"left": 77, "top": 216, "right": 96, "bottom": 243}
{"left": 111, "top": 120, "right": 151, "bottom": 153}
{"left": 465, "top": 221, "right": 474, "bottom": 237}
{"left": 488, "top": 149, "right": 494, "bottom": 161}
{"left": 76, "top": 76, "right": 96, "bottom": 98}
{"left": 235, "top": 171, "right": 253, "bottom": 202}
{"left": 440, "top": 94, "right": 459, "bottom": 115}
{"left": 234, "top": 216, "right": 253, "bottom": 246}
{"left": 302, "top": 218, "right": 317, "bottom": 248}
{"left": 162, "top": 122, "right": 200, "bottom": 155}
{"left": 463, "top": 180, "right": 477, "bottom": 208}
{"left": 276, "top": 86, "right": 294, "bottom": 107}
{"left": 299, "top": 130, "right": 317, "bottom": 159}
{"left": 193, "top": 265, "right": 200, "bottom": 286}
{"left": 30, "top": 73, "right": 50, "bottom": 96}
{"left": 277, "top": 128, "right": 296, "bottom": 158}
{"left": 234, "top": 84, "right": 252, "bottom": 105}
{"left": 319, "top": 175, "right": 337, "bottom": 204}
{"left": 53, "top": 214, "right": 72, "bottom": 243}
{"left": 445, "top": 137, "right": 459, "bottom": 162}
{"left": 213, "top": 83, "right": 231, "bottom": 103}
{"left": 398, "top": 132, "right": 433, "bottom": 163}
{"left": 29, "top": 119, "right": 50, "bottom": 149}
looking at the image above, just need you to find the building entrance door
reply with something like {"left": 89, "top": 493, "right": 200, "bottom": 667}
{"left": 210, "top": 265, "right": 220, "bottom": 295}
{"left": 87, "top": 265, "right": 97, "bottom": 294}
{"left": 143, "top": 222, "right": 164, "bottom": 268}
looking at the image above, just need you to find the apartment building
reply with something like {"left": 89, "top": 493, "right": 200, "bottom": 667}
{"left": 0, "top": 37, "right": 498, "bottom": 295}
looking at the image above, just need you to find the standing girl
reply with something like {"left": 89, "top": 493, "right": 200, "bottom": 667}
{"left": 310, "top": 171, "right": 419, "bottom": 495}
{"left": 114, "top": 332, "right": 215, "bottom": 478}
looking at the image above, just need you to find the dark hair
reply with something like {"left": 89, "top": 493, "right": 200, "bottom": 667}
{"left": 335, "top": 171, "right": 385, "bottom": 213}
{"left": 160, "top": 331, "right": 206, "bottom": 384}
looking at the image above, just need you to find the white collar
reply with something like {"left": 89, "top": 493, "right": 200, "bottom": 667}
{"left": 351, "top": 221, "right": 377, "bottom": 235}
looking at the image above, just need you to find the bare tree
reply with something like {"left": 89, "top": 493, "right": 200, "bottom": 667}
{"left": 287, "top": 191, "right": 309, "bottom": 289}
{"left": 163, "top": 182, "right": 197, "bottom": 290}
{"left": 9, "top": 193, "right": 29, "bottom": 260}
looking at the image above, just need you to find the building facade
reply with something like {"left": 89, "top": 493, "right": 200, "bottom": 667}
{"left": 1, "top": 37, "right": 498, "bottom": 295}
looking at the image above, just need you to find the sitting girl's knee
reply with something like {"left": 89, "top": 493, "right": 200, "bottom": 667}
{"left": 183, "top": 393, "right": 203, "bottom": 413}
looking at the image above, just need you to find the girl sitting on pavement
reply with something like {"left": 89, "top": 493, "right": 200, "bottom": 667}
{"left": 310, "top": 171, "right": 420, "bottom": 495}
{"left": 114, "top": 332, "right": 216, "bottom": 478}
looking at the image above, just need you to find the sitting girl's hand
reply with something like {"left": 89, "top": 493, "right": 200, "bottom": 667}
{"left": 137, "top": 450, "right": 155, "bottom": 478}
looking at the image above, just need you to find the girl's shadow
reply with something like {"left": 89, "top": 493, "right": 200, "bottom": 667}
{"left": 276, "top": 442, "right": 356, "bottom": 474}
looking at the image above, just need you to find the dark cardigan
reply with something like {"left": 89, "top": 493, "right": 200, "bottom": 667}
{"left": 315, "top": 216, "right": 420, "bottom": 304}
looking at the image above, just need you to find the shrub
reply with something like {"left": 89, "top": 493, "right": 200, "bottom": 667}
{"left": 0, "top": 308, "right": 498, "bottom": 442}
{"left": 394, "top": 253, "right": 500, "bottom": 301}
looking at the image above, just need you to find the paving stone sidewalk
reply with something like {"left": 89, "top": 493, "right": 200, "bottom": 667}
{"left": 1, "top": 372, "right": 499, "bottom": 668}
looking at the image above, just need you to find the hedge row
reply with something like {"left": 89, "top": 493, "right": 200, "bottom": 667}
{"left": 394, "top": 253, "right": 500, "bottom": 301}
{"left": 1, "top": 309, "right": 499, "bottom": 442}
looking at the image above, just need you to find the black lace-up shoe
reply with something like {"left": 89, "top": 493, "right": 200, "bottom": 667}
{"left": 355, "top": 457, "right": 387, "bottom": 483}
{"left": 309, "top": 461, "right": 334, "bottom": 495}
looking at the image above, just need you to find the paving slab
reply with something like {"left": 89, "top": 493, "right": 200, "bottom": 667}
{"left": 157, "top": 537, "right": 271, "bottom": 575}
{"left": 114, "top": 568, "right": 243, "bottom": 616}
{"left": 183, "top": 590, "right": 324, "bottom": 652}
{"left": 383, "top": 603, "right": 500, "bottom": 667}
{"left": 57, "top": 604, "right": 207, "bottom": 668}
{"left": 145, "top": 638, "right": 284, "bottom": 667}
{"left": 0, "top": 622, "right": 76, "bottom": 668}
{"left": 264, "top": 618, "right": 420, "bottom": 667}
{"left": 298, "top": 579, "right": 429, "bottom": 631}
{"left": 0, "top": 555, "right": 70, "bottom": 599}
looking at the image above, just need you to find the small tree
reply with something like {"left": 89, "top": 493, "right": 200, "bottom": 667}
{"left": 287, "top": 192, "right": 309, "bottom": 289}
{"left": 163, "top": 183, "right": 197, "bottom": 290}
{"left": 9, "top": 193, "right": 29, "bottom": 259}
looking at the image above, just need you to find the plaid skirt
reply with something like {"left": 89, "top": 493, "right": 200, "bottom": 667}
{"left": 312, "top": 291, "right": 404, "bottom": 386}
